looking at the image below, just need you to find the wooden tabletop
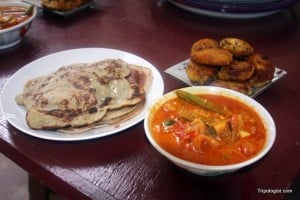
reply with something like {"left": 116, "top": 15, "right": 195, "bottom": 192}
{"left": 1, "top": 1, "right": 300, "bottom": 199}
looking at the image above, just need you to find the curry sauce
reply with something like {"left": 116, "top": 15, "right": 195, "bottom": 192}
{"left": 0, "top": 5, "right": 33, "bottom": 30}
{"left": 150, "top": 94, "right": 266, "bottom": 165}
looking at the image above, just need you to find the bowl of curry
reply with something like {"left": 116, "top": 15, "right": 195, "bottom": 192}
{"left": 144, "top": 86, "right": 276, "bottom": 176}
{"left": 0, "top": 1, "right": 37, "bottom": 49}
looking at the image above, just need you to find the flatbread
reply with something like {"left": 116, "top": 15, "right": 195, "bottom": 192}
{"left": 16, "top": 59, "right": 152, "bottom": 133}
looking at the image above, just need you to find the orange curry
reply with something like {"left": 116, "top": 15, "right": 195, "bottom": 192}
{"left": 150, "top": 93, "right": 266, "bottom": 165}
{"left": 0, "top": 6, "right": 33, "bottom": 30}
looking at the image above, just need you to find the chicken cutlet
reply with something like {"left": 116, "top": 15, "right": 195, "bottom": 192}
{"left": 186, "top": 60, "right": 218, "bottom": 85}
{"left": 190, "top": 48, "right": 233, "bottom": 66}
{"left": 210, "top": 79, "right": 253, "bottom": 96}
{"left": 218, "top": 60, "right": 254, "bottom": 81}
{"left": 191, "top": 38, "right": 219, "bottom": 53}
{"left": 219, "top": 38, "right": 254, "bottom": 58}
{"left": 248, "top": 53, "right": 275, "bottom": 88}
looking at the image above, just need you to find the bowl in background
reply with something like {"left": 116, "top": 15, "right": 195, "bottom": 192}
{"left": 0, "top": 1, "right": 37, "bottom": 50}
{"left": 144, "top": 86, "right": 276, "bottom": 176}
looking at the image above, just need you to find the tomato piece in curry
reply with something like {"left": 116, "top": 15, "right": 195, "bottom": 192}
{"left": 150, "top": 94, "right": 266, "bottom": 165}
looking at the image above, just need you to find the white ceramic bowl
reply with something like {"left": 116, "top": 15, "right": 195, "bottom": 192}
{"left": 144, "top": 86, "right": 276, "bottom": 176}
{"left": 0, "top": 1, "right": 37, "bottom": 49}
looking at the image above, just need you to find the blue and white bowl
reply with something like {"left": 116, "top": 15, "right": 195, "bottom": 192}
{"left": 0, "top": 1, "right": 37, "bottom": 50}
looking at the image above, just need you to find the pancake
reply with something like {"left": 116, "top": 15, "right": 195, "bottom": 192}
{"left": 59, "top": 102, "right": 145, "bottom": 134}
{"left": 16, "top": 59, "right": 152, "bottom": 131}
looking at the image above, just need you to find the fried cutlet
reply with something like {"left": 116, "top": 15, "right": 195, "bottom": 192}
{"left": 186, "top": 60, "right": 218, "bottom": 85}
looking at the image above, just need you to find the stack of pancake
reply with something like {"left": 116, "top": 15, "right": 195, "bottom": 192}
{"left": 15, "top": 59, "right": 152, "bottom": 133}
{"left": 186, "top": 37, "right": 275, "bottom": 96}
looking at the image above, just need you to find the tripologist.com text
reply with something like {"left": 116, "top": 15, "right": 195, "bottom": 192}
{"left": 257, "top": 188, "right": 293, "bottom": 194}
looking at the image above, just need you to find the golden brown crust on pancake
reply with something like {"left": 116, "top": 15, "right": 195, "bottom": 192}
{"left": 190, "top": 48, "right": 233, "bottom": 66}
{"left": 248, "top": 53, "right": 275, "bottom": 88}
{"left": 191, "top": 38, "right": 219, "bottom": 53}
{"left": 16, "top": 59, "right": 152, "bottom": 131}
{"left": 186, "top": 60, "right": 218, "bottom": 85}
{"left": 59, "top": 102, "right": 145, "bottom": 134}
{"left": 128, "top": 64, "right": 153, "bottom": 92}
{"left": 218, "top": 60, "right": 254, "bottom": 81}
{"left": 219, "top": 38, "right": 254, "bottom": 58}
{"left": 26, "top": 107, "right": 108, "bottom": 130}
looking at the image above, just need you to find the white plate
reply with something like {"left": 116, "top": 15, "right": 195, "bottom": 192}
{"left": 167, "top": 0, "right": 293, "bottom": 19}
{"left": 197, "top": 0, "right": 283, "bottom": 4}
{"left": 165, "top": 59, "right": 287, "bottom": 98}
{"left": 168, "top": 0, "right": 278, "bottom": 19}
{"left": 0, "top": 48, "right": 164, "bottom": 141}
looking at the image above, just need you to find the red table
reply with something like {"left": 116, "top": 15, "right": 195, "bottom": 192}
{"left": 1, "top": 1, "right": 299, "bottom": 199}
